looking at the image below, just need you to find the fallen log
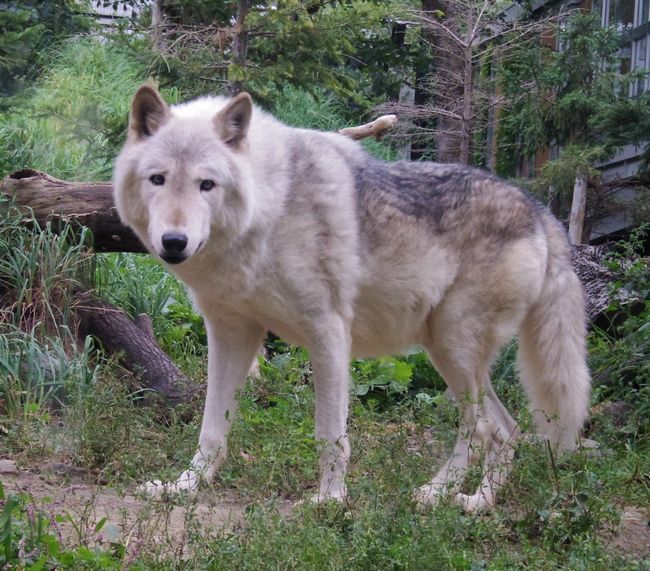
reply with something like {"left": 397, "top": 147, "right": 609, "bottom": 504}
{"left": 1, "top": 169, "right": 145, "bottom": 253}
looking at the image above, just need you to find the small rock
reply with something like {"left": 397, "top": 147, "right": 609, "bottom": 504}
{"left": 0, "top": 459, "right": 18, "bottom": 475}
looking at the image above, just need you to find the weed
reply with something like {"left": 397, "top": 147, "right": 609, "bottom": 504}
{"left": 219, "top": 348, "right": 318, "bottom": 499}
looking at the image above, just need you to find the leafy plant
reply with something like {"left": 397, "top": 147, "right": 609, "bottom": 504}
{"left": 0, "top": 37, "right": 181, "bottom": 179}
{"left": 0, "top": 481, "right": 129, "bottom": 569}
{"left": 352, "top": 356, "right": 414, "bottom": 398}
{"left": 589, "top": 226, "right": 650, "bottom": 434}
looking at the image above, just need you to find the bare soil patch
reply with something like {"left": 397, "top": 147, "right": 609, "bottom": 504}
{"left": 609, "top": 506, "right": 650, "bottom": 562}
{"left": 1, "top": 457, "right": 293, "bottom": 558}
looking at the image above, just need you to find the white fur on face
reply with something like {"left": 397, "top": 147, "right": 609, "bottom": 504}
{"left": 115, "top": 109, "right": 255, "bottom": 265}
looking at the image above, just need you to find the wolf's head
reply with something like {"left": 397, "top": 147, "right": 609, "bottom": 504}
{"left": 113, "top": 85, "right": 255, "bottom": 265}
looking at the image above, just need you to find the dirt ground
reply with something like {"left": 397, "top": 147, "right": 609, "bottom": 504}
{"left": 1, "top": 457, "right": 648, "bottom": 563}
{"left": 1, "top": 457, "right": 294, "bottom": 558}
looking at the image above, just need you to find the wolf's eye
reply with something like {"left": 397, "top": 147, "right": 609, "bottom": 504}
{"left": 149, "top": 174, "right": 165, "bottom": 186}
{"left": 200, "top": 180, "right": 216, "bottom": 192}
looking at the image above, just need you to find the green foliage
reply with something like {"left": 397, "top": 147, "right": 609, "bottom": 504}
{"left": 0, "top": 327, "right": 97, "bottom": 444}
{"left": 497, "top": 12, "right": 634, "bottom": 177}
{"left": 529, "top": 144, "right": 606, "bottom": 203}
{"left": 0, "top": 1, "right": 91, "bottom": 97}
{"left": 220, "top": 348, "right": 318, "bottom": 497}
{"left": 118, "top": 0, "right": 410, "bottom": 117}
{"left": 0, "top": 201, "right": 99, "bottom": 450}
{"left": 272, "top": 86, "right": 397, "bottom": 159}
{"left": 244, "top": 1, "right": 398, "bottom": 109}
{"left": 353, "top": 356, "right": 414, "bottom": 397}
{"left": 589, "top": 226, "right": 650, "bottom": 435}
{"left": 0, "top": 482, "right": 127, "bottom": 569}
{"left": 0, "top": 202, "right": 93, "bottom": 336}
{"left": 66, "top": 371, "right": 199, "bottom": 480}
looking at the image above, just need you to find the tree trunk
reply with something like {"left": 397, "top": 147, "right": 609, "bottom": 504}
{"left": 459, "top": 43, "right": 474, "bottom": 165}
{"left": 230, "top": 0, "right": 252, "bottom": 95}
{"left": 426, "top": 0, "right": 463, "bottom": 163}
{"left": 151, "top": 0, "right": 168, "bottom": 52}
{"left": 1, "top": 169, "right": 146, "bottom": 253}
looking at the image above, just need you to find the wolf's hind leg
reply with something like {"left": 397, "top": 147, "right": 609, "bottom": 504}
{"left": 142, "top": 319, "right": 264, "bottom": 498}
{"left": 454, "top": 385, "right": 519, "bottom": 512}
{"left": 413, "top": 351, "right": 496, "bottom": 508}
{"left": 414, "top": 311, "right": 520, "bottom": 512}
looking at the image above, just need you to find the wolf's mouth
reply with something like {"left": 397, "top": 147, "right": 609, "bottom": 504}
{"left": 161, "top": 253, "right": 187, "bottom": 265}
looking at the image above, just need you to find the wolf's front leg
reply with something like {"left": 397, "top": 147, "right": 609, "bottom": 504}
{"left": 142, "top": 318, "right": 264, "bottom": 498}
{"left": 309, "top": 315, "right": 351, "bottom": 502}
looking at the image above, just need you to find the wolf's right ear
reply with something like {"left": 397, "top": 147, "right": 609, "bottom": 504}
{"left": 214, "top": 92, "right": 252, "bottom": 149}
{"left": 129, "top": 85, "right": 170, "bottom": 140}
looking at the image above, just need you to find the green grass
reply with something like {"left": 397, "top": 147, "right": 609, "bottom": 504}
{"left": 273, "top": 85, "right": 397, "bottom": 161}
{"left": 0, "top": 37, "right": 182, "bottom": 180}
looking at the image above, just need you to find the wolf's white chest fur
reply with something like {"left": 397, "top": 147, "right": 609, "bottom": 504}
{"left": 182, "top": 229, "right": 459, "bottom": 359}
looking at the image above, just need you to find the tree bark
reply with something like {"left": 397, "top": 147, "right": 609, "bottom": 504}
{"left": 1, "top": 169, "right": 146, "bottom": 253}
{"left": 426, "top": 0, "right": 463, "bottom": 163}
{"left": 75, "top": 290, "right": 199, "bottom": 406}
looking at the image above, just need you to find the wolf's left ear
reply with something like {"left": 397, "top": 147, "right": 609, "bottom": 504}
{"left": 214, "top": 92, "right": 252, "bottom": 148}
{"left": 129, "top": 84, "right": 170, "bottom": 140}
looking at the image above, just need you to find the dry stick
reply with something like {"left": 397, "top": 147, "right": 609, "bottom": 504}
{"left": 338, "top": 115, "right": 398, "bottom": 140}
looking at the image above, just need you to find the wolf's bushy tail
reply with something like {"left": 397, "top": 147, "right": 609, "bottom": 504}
{"left": 517, "top": 219, "right": 591, "bottom": 450}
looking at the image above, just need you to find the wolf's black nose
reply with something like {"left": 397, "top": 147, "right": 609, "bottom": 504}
{"left": 162, "top": 232, "right": 188, "bottom": 254}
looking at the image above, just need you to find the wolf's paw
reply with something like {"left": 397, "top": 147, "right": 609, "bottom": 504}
{"left": 295, "top": 487, "right": 348, "bottom": 509}
{"left": 138, "top": 470, "right": 200, "bottom": 499}
{"left": 454, "top": 491, "right": 494, "bottom": 514}
{"left": 413, "top": 483, "right": 448, "bottom": 512}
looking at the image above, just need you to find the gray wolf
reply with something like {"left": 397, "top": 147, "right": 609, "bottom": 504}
{"left": 113, "top": 85, "right": 591, "bottom": 512}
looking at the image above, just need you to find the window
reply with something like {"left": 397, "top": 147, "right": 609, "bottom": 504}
{"left": 637, "top": 0, "right": 650, "bottom": 25}
{"left": 601, "top": 0, "right": 650, "bottom": 93}
{"left": 605, "top": 0, "right": 636, "bottom": 29}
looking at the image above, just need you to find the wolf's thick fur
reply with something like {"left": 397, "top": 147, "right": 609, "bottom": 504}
{"left": 113, "top": 85, "right": 591, "bottom": 511}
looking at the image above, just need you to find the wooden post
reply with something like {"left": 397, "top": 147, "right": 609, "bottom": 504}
{"left": 568, "top": 173, "right": 588, "bottom": 245}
